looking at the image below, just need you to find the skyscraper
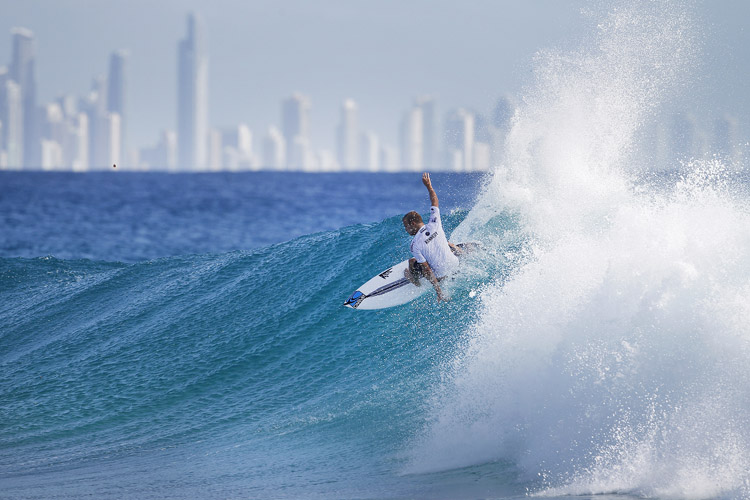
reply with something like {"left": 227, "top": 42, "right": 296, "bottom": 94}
{"left": 83, "top": 75, "right": 110, "bottom": 169}
{"left": 6, "top": 80, "right": 22, "bottom": 168}
{"left": 10, "top": 28, "right": 37, "bottom": 168}
{"left": 336, "top": 98, "right": 358, "bottom": 170}
{"left": 263, "top": 126, "right": 286, "bottom": 170}
{"left": 0, "top": 67, "right": 8, "bottom": 166}
{"left": 103, "top": 113, "right": 121, "bottom": 167}
{"left": 416, "top": 96, "right": 437, "bottom": 169}
{"left": 492, "top": 95, "right": 514, "bottom": 130}
{"left": 107, "top": 50, "right": 128, "bottom": 166}
{"left": 207, "top": 128, "right": 222, "bottom": 171}
{"left": 70, "top": 113, "right": 89, "bottom": 171}
{"left": 400, "top": 106, "right": 423, "bottom": 171}
{"left": 281, "top": 93, "right": 311, "bottom": 169}
{"left": 490, "top": 95, "right": 515, "bottom": 169}
{"left": 138, "top": 129, "right": 176, "bottom": 171}
{"left": 360, "top": 131, "right": 380, "bottom": 172}
{"left": 444, "top": 108, "right": 475, "bottom": 171}
{"left": 0, "top": 71, "right": 22, "bottom": 169}
{"left": 40, "top": 102, "right": 65, "bottom": 167}
{"left": 177, "top": 13, "right": 208, "bottom": 171}
{"left": 222, "top": 124, "right": 253, "bottom": 170}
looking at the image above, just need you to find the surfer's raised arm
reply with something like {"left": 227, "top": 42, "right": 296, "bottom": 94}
{"left": 422, "top": 172, "right": 439, "bottom": 207}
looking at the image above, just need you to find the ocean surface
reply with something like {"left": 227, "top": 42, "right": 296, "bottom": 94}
{"left": 4, "top": 3, "right": 750, "bottom": 499}
{"left": 1, "top": 171, "right": 499, "bottom": 500}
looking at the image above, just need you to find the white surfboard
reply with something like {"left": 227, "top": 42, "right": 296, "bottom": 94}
{"left": 343, "top": 259, "right": 429, "bottom": 310}
{"left": 343, "top": 242, "right": 477, "bottom": 310}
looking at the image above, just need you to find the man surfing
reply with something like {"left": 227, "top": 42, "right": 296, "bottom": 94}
{"left": 402, "top": 172, "right": 462, "bottom": 302}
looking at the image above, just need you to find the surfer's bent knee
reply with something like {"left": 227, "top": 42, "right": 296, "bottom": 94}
{"left": 405, "top": 259, "right": 424, "bottom": 286}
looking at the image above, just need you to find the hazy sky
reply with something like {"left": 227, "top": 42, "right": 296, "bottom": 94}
{"left": 1, "top": 0, "right": 749, "bottom": 153}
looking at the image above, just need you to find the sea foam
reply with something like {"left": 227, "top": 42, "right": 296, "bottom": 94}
{"left": 411, "top": 2, "right": 750, "bottom": 498}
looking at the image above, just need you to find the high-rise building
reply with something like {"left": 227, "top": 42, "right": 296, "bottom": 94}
{"left": 472, "top": 112, "right": 491, "bottom": 171}
{"left": 83, "top": 75, "right": 113, "bottom": 169}
{"left": 0, "top": 67, "right": 8, "bottom": 166}
{"left": 492, "top": 95, "right": 514, "bottom": 130}
{"left": 103, "top": 113, "right": 121, "bottom": 167}
{"left": 41, "top": 139, "right": 63, "bottom": 170}
{"left": 222, "top": 123, "right": 253, "bottom": 169}
{"left": 290, "top": 135, "right": 314, "bottom": 171}
{"left": 1, "top": 75, "right": 22, "bottom": 169}
{"left": 444, "top": 108, "right": 475, "bottom": 171}
{"left": 177, "top": 13, "right": 208, "bottom": 171}
{"left": 207, "top": 128, "right": 222, "bottom": 171}
{"left": 490, "top": 95, "right": 515, "bottom": 169}
{"left": 263, "top": 126, "right": 285, "bottom": 170}
{"left": 232, "top": 124, "right": 253, "bottom": 159}
{"left": 360, "top": 131, "right": 379, "bottom": 172}
{"left": 317, "top": 149, "right": 337, "bottom": 172}
{"left": 58, "top": 94, "right": 78, "bottom": 119}
{"left": 473, "top": 141, "right": 491, "bottom": 171}
{"left": 139, "top": 129, "right": 177, "bottom": 171}
{"left": 336, "top": 98, "right": 358, "bottom": 170}
{"left": 70, "top": 112, "right": 89, "bottom": 171}
{"left": 0, "top": 67, "right": 6, "bottom": 159}
{"left": 42, "top": 103, "right": 65, "bottom": 145}
{"left": 10, "top": 27, "right": 37, "bottom": 168}
{"left": 400, "top": 106, "right": 423, "bottom": 171}
{"left": 107, "top": 50, "right": 128, "bottom": 166}
{"left": 282, "top": 93, "right": 311, "bottom": 168}
{"left": 416, "top": 96, "right": 437, "bottom": 169}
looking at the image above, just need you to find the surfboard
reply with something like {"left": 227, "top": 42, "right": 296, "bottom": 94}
{"left": 343, "top": 243, "right": 477, "bottom": 310}
{"left": 343, "top": 259, "right": 428, "bottom": 310}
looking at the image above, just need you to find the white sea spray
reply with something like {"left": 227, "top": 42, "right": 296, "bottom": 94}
{"left": 411, "top": 2, "right": 750, "bottom": 498}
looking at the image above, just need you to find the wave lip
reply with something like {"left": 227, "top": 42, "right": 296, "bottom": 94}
{"left": 410, "top": 2, "right": 750, "bottom": 499}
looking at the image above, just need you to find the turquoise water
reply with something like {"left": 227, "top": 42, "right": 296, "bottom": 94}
{"left": 0, "top": 197, "right": 519, "bottom": 499}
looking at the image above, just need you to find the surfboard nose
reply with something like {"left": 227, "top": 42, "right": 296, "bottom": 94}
{"left": 343, "top": 290, "right": 365, "bottom": 308}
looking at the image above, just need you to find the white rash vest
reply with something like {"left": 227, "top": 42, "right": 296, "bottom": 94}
{"left": 409, "top": 206, "right": 459, "bottom": 278}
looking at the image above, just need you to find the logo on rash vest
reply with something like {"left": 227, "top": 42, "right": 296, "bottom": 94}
{"left": 424, "top": 230, "right": 439, "bottom": 244}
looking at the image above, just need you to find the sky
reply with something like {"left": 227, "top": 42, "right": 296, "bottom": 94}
{"left": 0, "top": 0, "right": 749, "bottom": 155}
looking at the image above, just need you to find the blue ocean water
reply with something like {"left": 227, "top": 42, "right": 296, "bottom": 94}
{"left": 0, "top": 172, "right": 481, "bottom": 262}
{"left": 2, "top": 171, "right": 514, "bottom": 499}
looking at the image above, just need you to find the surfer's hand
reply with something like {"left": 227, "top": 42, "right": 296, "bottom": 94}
{"left": 422, "top": 172, "right": 432, "bottom": 188}
{"left": 437, "top": 293, "right": 450, "bottom": 303}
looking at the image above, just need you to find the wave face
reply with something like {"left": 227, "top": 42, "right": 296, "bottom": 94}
{"left": 0, "top": 210, "right": 514, "bottom": 499}
{"left": 410, "top": 2, "right": 750, "bottom": 499}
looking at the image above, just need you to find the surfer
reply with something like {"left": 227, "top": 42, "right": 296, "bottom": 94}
{"left": 402, "top": 172, "right": 462, "bottom": 302}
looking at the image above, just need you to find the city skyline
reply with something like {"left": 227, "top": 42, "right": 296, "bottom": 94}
{"left": 0, "top": 2, "right": 749, "bottom": 172}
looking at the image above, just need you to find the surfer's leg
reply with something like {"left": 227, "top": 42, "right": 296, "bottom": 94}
{"left": 404, "top": 258, "right": 423, "bottom": 286}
